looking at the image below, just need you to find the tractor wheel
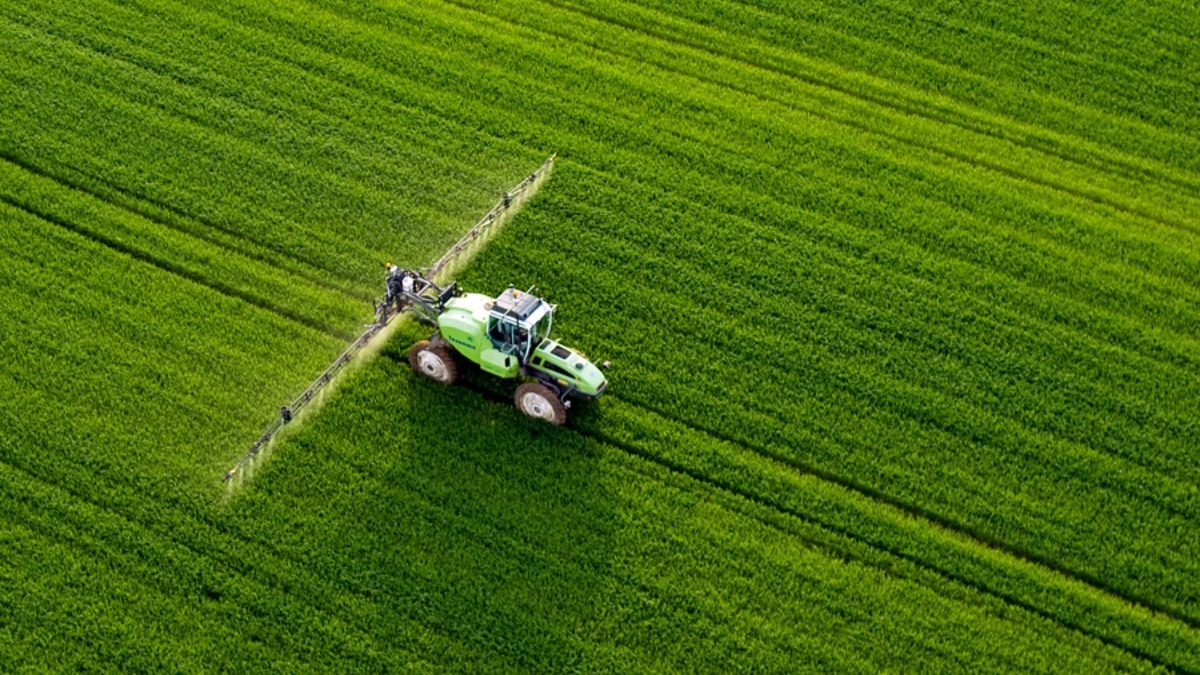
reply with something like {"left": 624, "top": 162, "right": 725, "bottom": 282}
{"left": 514, "top": 383, "right": 567, "bottom": 426}
{"left": 408, "top": 340, "right": 458, "bottom": 385}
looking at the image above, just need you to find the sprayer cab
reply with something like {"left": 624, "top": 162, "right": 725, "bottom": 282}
{"left": 487, "top": 287, "right": 553, "bottom": 359}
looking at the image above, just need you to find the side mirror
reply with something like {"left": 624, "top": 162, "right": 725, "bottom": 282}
{"left": 602, "top": 360, "right": 612, "bottom": 370}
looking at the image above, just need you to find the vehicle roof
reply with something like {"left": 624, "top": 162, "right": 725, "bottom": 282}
{"left": 491, "top": 289, "right": 551, "bottom": 328}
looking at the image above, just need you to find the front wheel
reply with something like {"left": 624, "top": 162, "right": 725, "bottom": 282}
{"left": 408, "top": 340, "right": 458, "bottom": 384}
{"left": 514, "top": 383, "right": 567, "bottom": 426}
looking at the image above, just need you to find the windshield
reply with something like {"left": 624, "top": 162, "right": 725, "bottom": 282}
{"left": 531, "top": 312, "right": 552, "bottom": 344}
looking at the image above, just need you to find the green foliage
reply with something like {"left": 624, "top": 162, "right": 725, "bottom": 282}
{"left": 0, "top": 0, "right": 1197, "bottom": 671}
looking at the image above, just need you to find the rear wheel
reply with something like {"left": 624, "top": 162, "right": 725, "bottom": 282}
{"left": 408, "top": 340, "right": 458, "bottom": 385}
{"left": 514, "top": 382, "right": 567, "bottom": 425}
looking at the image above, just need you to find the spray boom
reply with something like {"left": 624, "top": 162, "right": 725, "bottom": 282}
{"left": 223, "top": 154, "right": 556, "bottom": 486}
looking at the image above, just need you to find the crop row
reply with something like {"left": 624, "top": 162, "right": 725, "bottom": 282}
{"left": 447, "top": 0, "right": 1200, "bottom": 218}
{"left": 0, "top": 157, "right": 365, "bottom": 337}
{"left": 572, "top": 394, "right": 1200, "bottom": 672}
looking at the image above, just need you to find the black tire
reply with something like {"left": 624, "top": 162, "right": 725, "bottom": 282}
{"left": 514, "top": 382, "right": 567, "bottom": 425}
{"left": 408, "top": 340, "right": 458, "bottom": 385}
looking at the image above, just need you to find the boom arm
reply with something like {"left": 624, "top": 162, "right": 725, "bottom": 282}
{"left": 378, "top": 275, "right": 461, "bottom": 326}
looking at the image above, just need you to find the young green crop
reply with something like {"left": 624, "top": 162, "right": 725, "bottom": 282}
{"left": 225, "top": 357, "right": 1160, "bottom": 672}
{"left": 1, "top": 0, "right": 1197, "bottom": 670}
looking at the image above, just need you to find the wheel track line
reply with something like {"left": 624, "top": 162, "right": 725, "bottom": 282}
{"left": 571, "top": 420, "right": 1182, "bottom": 673}
{"left": 0, "top": 417, "right": 1152, "bottom": 667}
{"left": 609, "top": 392, "right": 1200, "bottom": 634}
{"left": 0, "top": 147, "right": 367, "bottom": 303}
{"left": 106, "top": 0, "right": 1200, "bottom": 320}
{"left": 67, "top": 163, "right": 371, "bottom": 302}
{"left": 458, "top": 0, "right": 1200, "bottom": 236}
{"left": 607, "top": 311, "right": 1200, "bottom": 557}
{"left": 399, "top": 365, "right": 1168, "bottom": 665}
{"left": 561, "top": 213, "right": 1200, "bottom": 489}
{"left": 0, "top": 193, "right": 353, "bottom": 341}
{"left": 616, "top": 133, "right": 1200, "bottom": 327}
{"left": 191, "top": 0, "right": 1200, "bottom": 340}
{"left": 524, "top": 0, "right": 1200, "bottom": 195}
{"left": 0, "top": 454, "right": 434, "bottom": 665}
{"left": 0, "top": 10, "right": 460, "bottom": 289}
{"left": 588, "top": 84, "right": 1200, "bottom": 296}
{"left": 558, "top": 156, "right": 1200, "bottom": 377}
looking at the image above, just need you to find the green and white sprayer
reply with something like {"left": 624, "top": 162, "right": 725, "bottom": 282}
{"left": 224, "top": 155, "right": 608, "bottom": 484}
{"left": 389, "top": 272, "right": 609, "bottom": 425}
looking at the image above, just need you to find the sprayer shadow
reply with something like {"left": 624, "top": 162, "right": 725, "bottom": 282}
{"left": 230, "top": 336, "right": 616, "bottom": 670}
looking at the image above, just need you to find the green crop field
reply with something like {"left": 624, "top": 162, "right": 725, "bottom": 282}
{"left": 2, "top": 0, "right": 1198, "bottom": 671}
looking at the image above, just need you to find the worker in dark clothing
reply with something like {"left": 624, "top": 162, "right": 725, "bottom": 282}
{"left": 385, "top": 263, "right": 404, "bottom": 304}
{"left": 385, "top": 263, "right": 416, "bottom": 308}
